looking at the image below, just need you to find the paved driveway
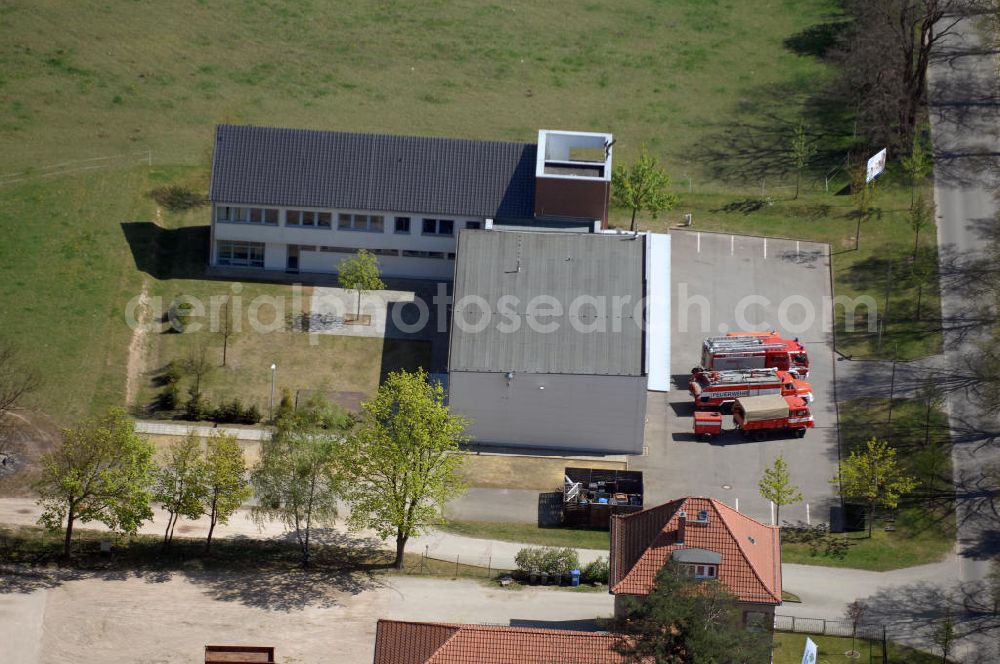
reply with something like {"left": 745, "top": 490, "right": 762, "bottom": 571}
{"left": 634, "top": 230, "right": 839, "bottom": 527}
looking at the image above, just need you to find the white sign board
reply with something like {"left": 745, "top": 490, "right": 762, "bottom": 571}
{"left": 801, "top": 637, "right": 818, "bottom": 664}
{"left": 866, "top": 148, "right": 887, "bottom": 183}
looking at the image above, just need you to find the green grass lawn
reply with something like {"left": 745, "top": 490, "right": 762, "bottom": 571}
{"left": 438, "top": 520, "right": 611, "bottom": 551}
{"left": 783, "top": 396, "right": 954, "bottom": 570}
{"left": 0, "top": 0, "right": 940, "bottom": 426}
{"left": 772, "top": 632, "right": 944, "bottom": 664}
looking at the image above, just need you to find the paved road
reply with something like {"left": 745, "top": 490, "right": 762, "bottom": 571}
{"left": 927, "top": 9, "right": 1000, "bottom": 661}
{"left": 635, "top": 230, "right": 840, "bottom": 528}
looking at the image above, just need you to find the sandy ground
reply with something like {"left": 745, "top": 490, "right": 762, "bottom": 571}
{"left": 0, "top": 569, "right": 613, "bottom": 664}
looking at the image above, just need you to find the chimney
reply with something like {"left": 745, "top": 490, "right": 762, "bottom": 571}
{"left": 677, "top": 511, "right": 686, "bottom": 545}
{"left": 533, "top": 130, "right": 613, "bottom": 227}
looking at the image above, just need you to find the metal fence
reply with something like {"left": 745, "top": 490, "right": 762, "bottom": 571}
{"left": 775, "top": 614, "right": 889, "bottom": 664}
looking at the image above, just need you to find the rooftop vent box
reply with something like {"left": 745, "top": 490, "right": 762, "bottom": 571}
{"left": 533, "top": 129, "right": 613, "bottom": 226}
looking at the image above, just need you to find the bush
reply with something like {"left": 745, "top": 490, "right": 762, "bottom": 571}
{"left": 184, "top": 391, "right": 211, "bottom": 421}
{"left": 159, "top": 361, "right": 184, "bottom": 386}
{"left": 542, "top": 547, "right": 580, "bottom": 576}
{"left": 515, "top": 547, "right": 545, "bottom": 575}
{"left": 581, "top": 557, "right": 609, "bottom": 584}
{"left": 169, "top": 301, "right": 194, "bottom": 333}
{"left": 158, "top": 383, "right": 180, "bottom": 411}
{"left": 149, "top": 185, "right": 207, "bottom": 211}
{"left": 515, "top": 546, "right": 579, "bottom": 576}
{"left": 242, "top": 404, "right": 261, "bottom": 424}
{"left": 211, "top": 399, "right": 262, "bottom": 424}
{"left": 275, "top": 388, "right": 294, "bottom": 421}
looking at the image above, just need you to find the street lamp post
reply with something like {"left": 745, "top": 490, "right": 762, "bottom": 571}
{"left": 269, "top": 363, "right": 277, "bottom": 422}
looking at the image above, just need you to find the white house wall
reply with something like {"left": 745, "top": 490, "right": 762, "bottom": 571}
{"left": 211, "top": 203, "right": 482, "bottom": 280}
{"left": 448, "top": 371, "right": 647, "bottom": 454}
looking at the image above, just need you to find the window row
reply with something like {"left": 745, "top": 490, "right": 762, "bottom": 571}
{"left": 683, "top": 564, "right": 718, "bottom": 580}
{"left": 217, "top": 206, "right": 482, "bottom": 235}
{"left": 217, "top": 241, "right": 265, "bottom": 267}
{"left": 287, "top": 210, "right": 332, "bottom": 228}
{"left": 216, "top": 207, "right": 279, "bottom": 225}
{"left": 307, "top": 245, "right": 455, "bottom": 260}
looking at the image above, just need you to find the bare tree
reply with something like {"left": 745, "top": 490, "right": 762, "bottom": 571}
{"left": 845, "top": 600, "right": 867, "bottom": 656}
{"left": 218, "top": 298, "right": 235, "bottom": 367}
{"left": 838, "top": 0, "right": 971, "bottom": 149}
{"left": 0, "top": 342, "right": 40, "bottom": 463}
{"left": 0, "top": 342, "right": 40, "bottom": 418}
{"left": 184, "top": 341, "right": 213, "bottom": 397}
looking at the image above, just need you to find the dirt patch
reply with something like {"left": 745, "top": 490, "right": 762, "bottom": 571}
{"left": 458, "top": 454, "right": 627, "bottom": 491}
{"left": 124, "top": 280, "right": 151, "bottom": 409}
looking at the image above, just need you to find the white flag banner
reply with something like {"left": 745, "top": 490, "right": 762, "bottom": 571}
{"left": 866, "top": 148, "right": 887, "bottom": 183}
{"left": 801, "top": 636, "right": 818, "bottom": 664}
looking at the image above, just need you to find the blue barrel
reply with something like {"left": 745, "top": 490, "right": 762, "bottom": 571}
{"left": 570, "top": 569, "right": 581, "bottom": 587}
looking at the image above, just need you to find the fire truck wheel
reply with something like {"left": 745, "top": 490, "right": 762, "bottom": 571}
{"left": 752, "top": 430, "right": 766, "bottom": 442}
{"left": 795, "top": 428, "right": 807, "bottom": 438}
{"left": 700, "top": 433, "right": 713, "bottom": 442}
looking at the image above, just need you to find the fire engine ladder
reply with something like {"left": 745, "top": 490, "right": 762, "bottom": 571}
{"left": 705, "top": 338, "right": 787, "bottom": 353}
{"left": 711, "top": 368, "right": 780, "bottom": 384}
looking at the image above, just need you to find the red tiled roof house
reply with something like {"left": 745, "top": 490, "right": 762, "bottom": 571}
{"left": 609, "top": 496, "right": 782, "bottom": 627}
{"left": 372, "top": 620, "right": 640, "bottom": 664}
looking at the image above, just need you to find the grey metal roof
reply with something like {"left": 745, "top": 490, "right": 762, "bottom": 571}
{"left": 671, "top": 548, "right": 723, "bottom": 565}
{"left": 209, "top": 124, "right": 537, "bottom": 218}
{"left": 449, "top": 230, "right": 646, "bottom": 376}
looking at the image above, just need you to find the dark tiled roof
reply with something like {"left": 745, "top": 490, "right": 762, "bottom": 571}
{"left": 609, "top": 497, "right": 782, "bottom": 605}
{"left": 373, "top": 620, "right": 640, "bottom": 664}
{"left": 209, "top": 125, "right": 537, "bottom": 218}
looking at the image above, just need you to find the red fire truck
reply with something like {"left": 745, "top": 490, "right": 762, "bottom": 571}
{"left": 732, "top": 394, "right": 814, "bottom": 440}
{"left": 698, "top": 332, "right": 810, "bottom": 377}
{"left": 688, "top": 368, "right": 813, "bottom": 410}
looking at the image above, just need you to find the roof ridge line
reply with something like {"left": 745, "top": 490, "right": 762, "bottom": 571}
{"left": 710, "top": 498, "right": 781, "bottom": 603}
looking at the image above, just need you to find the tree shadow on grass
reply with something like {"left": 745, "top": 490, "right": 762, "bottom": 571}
{"left": 121, "top": 221, "right": 210, "bottom": 281}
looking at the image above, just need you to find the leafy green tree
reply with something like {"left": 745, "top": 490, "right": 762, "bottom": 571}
{"left": 614, "top": 562, "right": 771, "bottom": 664}
{"left": 338, "top": 249, "right": 386, "bottom": 319}
{"left": 251, "top": 399, "right": 349, "bottom": 566}
{"left": 758, "top": 455, "right": 802, "bottom": 526}
{"left": 911, "top": 253, "right": 934, "bottom": 322}
{"left": 35, "top": 408, "right": 155, "bottom": 557}
{"left": 789, "top": 121, "right": 816, "bottom": 199}
{"left": 611, "top": 146, "right": 679, "bottom": 232}
{"left": 203, "top": 432, "right": 251, "bottom": 552}
{"left": 342, "top": 369, "right": 469, "bottom": 569}
{"left": 930, "top": 608, "right": 957, "bottom": 664}
{"left": 901, "top": 134, "right": 932, "bottom": 207}
{"left": 833, "top": 438, "right": 917, "bottom": 537}
{"left": 153, "top": 433, "right": 208, "bottom": 547}
{"left": 849, "top": 161, "right": 880, "bottom": 251}
{"left": 909, "top": 193, "right": 932, "bottom": 261}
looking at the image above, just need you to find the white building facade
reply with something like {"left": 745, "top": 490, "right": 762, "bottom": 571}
{"left": 207, "top": 125, "right": 614, "bottom": 281}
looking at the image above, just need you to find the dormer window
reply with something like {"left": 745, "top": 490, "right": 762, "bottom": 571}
{"left": 672, "top": 547, "right": 722, "bottom": 581}
{"left": 684, "top": 564, "right": 718, "bottom": 580}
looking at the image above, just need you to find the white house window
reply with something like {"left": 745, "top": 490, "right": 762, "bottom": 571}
{"left": 339, "top": 213, "right": 385, "bottom": 233}
{"left": 287, "top": 210, "right": 332, "bottom": 228}
{"left": 465, "top": 221, "right": 482, "bottom": 230}
{"left": 217, "top": 206, "right": 278, "bottom": 225}
{"left": 394, "top": 217, "right": 411, "bottom": 234}
{"left": 421, "top": 218, "right": 454, "bottom": 236}
{"left": 684, "top": 564, "right": 718, "bottom": 579}
{"left": 216, "top": 241, "right": 264, "bottom": 268}
{"left": 402, "top": 250, "right": 449, "bottom": 259}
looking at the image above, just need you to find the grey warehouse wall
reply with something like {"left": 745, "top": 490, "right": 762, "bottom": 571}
{"left": 448, "top": 372, "right": 647, "bottom": 454}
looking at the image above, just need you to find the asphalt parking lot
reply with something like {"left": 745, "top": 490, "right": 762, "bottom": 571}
{"left": 633, "top": 229, "right": 839, "bottom": 527}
